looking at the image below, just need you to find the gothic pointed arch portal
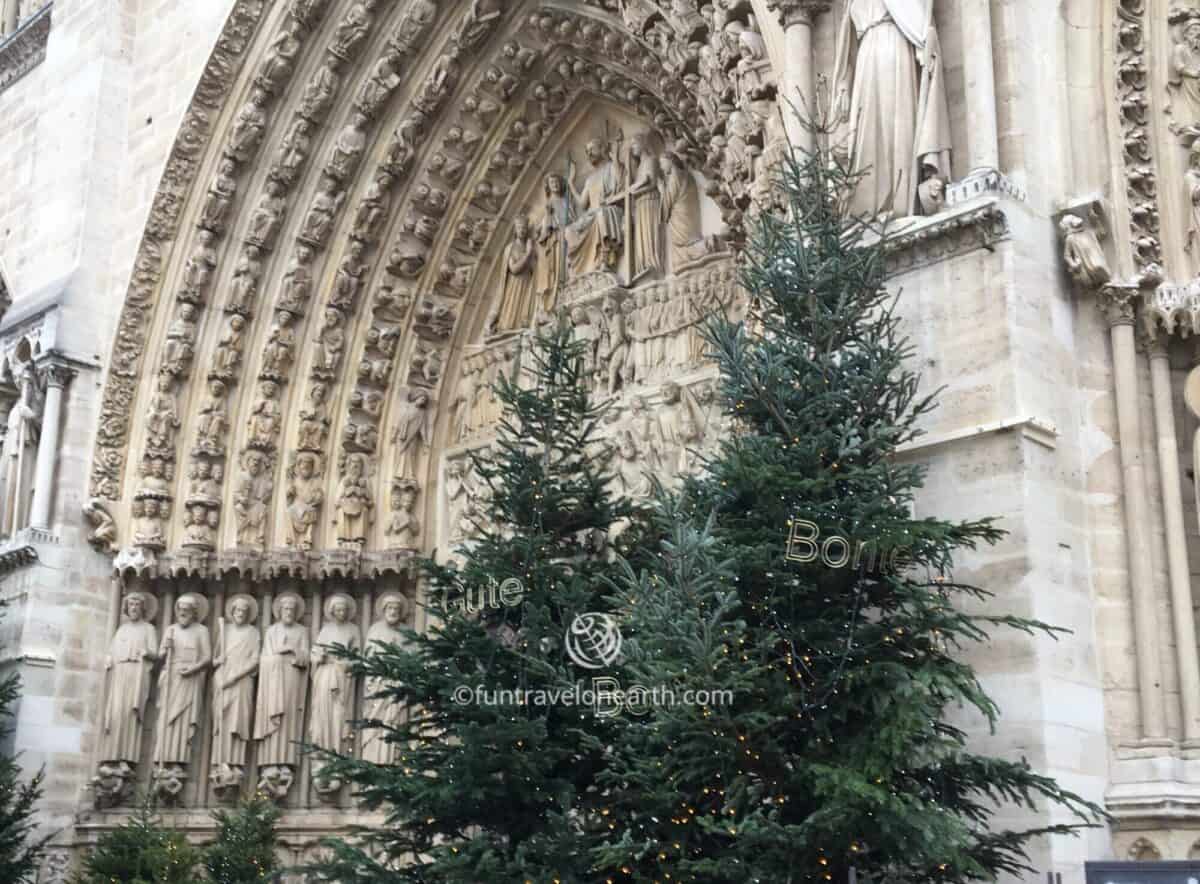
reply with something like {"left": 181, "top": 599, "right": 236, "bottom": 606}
{"left": 85, "top": 0, "right": 772, "bottom": 812}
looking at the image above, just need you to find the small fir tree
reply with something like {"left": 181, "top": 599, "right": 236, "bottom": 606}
{"left": 591, "top": 116, "right": 1104, "bottom": 883}
{"left": 74, "top": 795, "right": 200, "bottom": 884}
{"left": 203, "top": 794, "right": 281, "bottom": 883}
{"left": 0, "top": 605, "right": 47, "bottom": 884}
{"left": 308, "top": 323, "right": 650, "bottom": 882}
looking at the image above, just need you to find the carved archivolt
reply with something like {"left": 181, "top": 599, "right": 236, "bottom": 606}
{"left": 90, "top": 0, "right": 780, "bottom": 575}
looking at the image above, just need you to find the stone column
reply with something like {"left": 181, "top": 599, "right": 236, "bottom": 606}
{"left": 1146, "top": 333, "right": 1200, "bottom": 742}
{"left": 959, "top": 0, "right": 1000, "bottom": 173}
{"left": 1101, "top": 285, "right": 1166, "bottom": 741}
{"left": 29, "top": 359, "right": 73, "bottom": 531}
{"left": 771, "top": 0, "right": 832, "bottom": 152}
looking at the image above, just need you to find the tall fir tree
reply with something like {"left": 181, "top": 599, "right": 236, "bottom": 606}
{"left": 0, "top": 607, "right": 47, "bottom": 884}
{"left": 590, "top": 119, "right": 1103, "bottom": 883}
{"left": 203, "top": 794, "right": 281, "bottom": 883}
{"left": 73, "top": 795, "right": 201, "bottom": 884}
{"left": 309, "top": 324, "right": 650, "bottom": 882}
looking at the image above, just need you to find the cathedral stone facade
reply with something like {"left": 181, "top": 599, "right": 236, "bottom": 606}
{"left": 0, "top": 0, "right": 1196, "bottom": 879}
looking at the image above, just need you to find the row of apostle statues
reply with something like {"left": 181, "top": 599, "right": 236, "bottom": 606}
{"left": 485, "top": 134, "right": 708, "bottom": 338}
{"left": 95, "top": 587, "right": 411, "bottom": 807}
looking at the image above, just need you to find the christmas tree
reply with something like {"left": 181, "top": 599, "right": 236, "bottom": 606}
{"left": 0, "top": 608, "right": 47, "bottom": 884}
{"left": 308, "top": 324, "right": 649, "bottom": 882}
{"left": 203, "top": 794, "right": 280, "bottom": 883}
{"left": 73, "top": 795, "right": 200, "bottom": 884}
{"left": 590, "top": 118, "right": 1103, "bottom": 882}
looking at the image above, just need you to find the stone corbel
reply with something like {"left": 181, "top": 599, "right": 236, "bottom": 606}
{"left": 1054, "top": 197, "right": 1118, "bottom": 293}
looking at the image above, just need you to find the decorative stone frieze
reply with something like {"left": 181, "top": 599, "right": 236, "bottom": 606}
{"left": 0, "top": 2, "right": 49, "bottom": 95}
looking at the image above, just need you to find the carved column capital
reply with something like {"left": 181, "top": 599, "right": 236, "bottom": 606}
{"left": 766, "top": 0, "right": 832, "bottom": 28}
{"left": 37, "top": 357, "right": 74, "bottom": 389}
{"left": 1099, "top": 283, "right": 1140, "bottom": 328}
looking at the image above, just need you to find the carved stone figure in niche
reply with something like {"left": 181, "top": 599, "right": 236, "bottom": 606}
{"left": 659, "top": 152, "right": 702, "bottom": 269}
{"left": 736, "top": 23, "right": 771, "bottom": 104}
{"left": 535, "top": 174, "right": 572, "bottom": 312}
{"left": 343, "top": 420, "right": 380, "bottom": 453}
{"left": 153, "top": 594, "right": 212, "bottom": 776}
{"left": 484, "top": 66, "right": 518, "bottom": 102}
{"left": 385, "top": 479, "right": 420, "bottom": 544}
{"left": 211, "top": 315, "right": 246, "bottom": 382}
{"left": 313, "top": 309, "right": 347, "bottom": 380}
{"left": 229, "top": 88, "right": 269, "bottom": 162}
{"left": 286, "top": 452, "right": 324, "bottom": 551}
{"left": 162, "top": 304, "right": 198, "bottom": 377}
{"left": 566, "top": 139, "right": 624, "bottom": 278}
{"left": 247, "top": 380, "right": 282, "bottom": 450}
{"left": 384, "top": 111, "right": 427, "bottom": 173}
{"left": 181, "top": 231, "right": 218, "bottom": 302}
{"left": 182, "top": 503, "right": 219, "bottom": 549}
{"left": 254, "top": 593, "right": 310, "bottom": 775}
{"left": 414, "top": 50, "right": 461, "bottom": 116}
{"left": 411, "top": 343, "right": 443, "bottom": 385}
{"left": 599, "top": 296, "right": 629, "bottom": 395}
{"left": 211, "top": 594, "right": 260, "bottom": 792}
{"left": 629, "top": 135, "right": 661, "bottom": 280}
{"left": 137, "top": 457, "right": 171, "bottom": 499}
{"left": 458, "top": 0, "right": 504, "bottom": 50}
{"left": 331, "top": 0, "right": 377, "bottom": 58}
{"left": 262, "top": 310, "right": 296, "bottom": 381}
{"left": 334, "top": 453, "right": 373, "bottom": 548}
{"left": 392, "top": 0, "right": 437, "bottom": 53}
{"left": 328, "top": 113, "right": 369, "bottom": 181}
{"left": 248, "top": 179, "right": 287, "bottom": 247}
{"left": 280, "top": 245, "right": 315, "bottom": 314}
{"left": 228, "top": 245, "right": 263, "bottom": 315}
{"left": 1170, "top": 16, "right": 1200, "bottom": 136}
{"left": 132, "top": 498, "right": 168, "bottom": 549}
{"left": 274, "top": 117, "right": 313, "bottom": 183}
{"left": 361, "top": 593, "right": 410, "bottom": 765}
{"left": 185, "top": 459, "right": 221, "bottom": 507}
{"left": 484, "top": 216, "right": 536, "bottom": 336}
{"left": 193, "top": 381, "right": 229, "bottom": 459}
{"left": 310, "top": 594, "right": 361, "bottom": 791}
{"left": 358, "top": 54, "right": 402, "bottom": 118}
{"left": 298, "top": 382, "right": 331, "bottom": 451}
{"left": 450, "top": 361, "right": 476, "bottom": 441}
{"left": 260, "top": 22, "right": 302, "bottom": 92}
{"left": 392, "top": 389, "right": 431, "bottom": 480}
{"left": 832, "top": 0, "right": 951, "bottom": 218}
{"left": 332, "top": 242, "right": 369, "bottom": 310}
{"left": 145, "top": 375, "right": 180, "bottom": 451}
{"left": 301, "top": 176, "right": 345, "bottom": 245}
{"left": 99, "top": 592, "right": 158, "bottom": 765}
{"left": 234, "top": 449, "right": 273, "bottom": 547}
{"left": 353, "top": 172, "right": 394, "bottom": 242}
{"left": 1059, "top": 213, "right": 1111, "bottom": 289}
{"left": 290, "top": 0, "right": 331, "bottom": 30}
{"left": 1186, "top": 143, "right": 1200, "bottom": 268}
{"left": 0, "top": 366, "right": 37, "bottom": 536}
{"left": 201, "top": 159, "right": 238, "bottom": 232}
{"left": 299, "top": 62, "right": 340, "bottom": 122}
{"left": 402, "top": 208, "right": 440, "bottom": 245}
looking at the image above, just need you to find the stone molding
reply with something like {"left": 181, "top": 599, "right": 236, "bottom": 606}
{"left": 0, "top": 2, "right": 50, "bottom": 96}
{"left": 883, "top": 199, "right": 1012, "bottom": 276}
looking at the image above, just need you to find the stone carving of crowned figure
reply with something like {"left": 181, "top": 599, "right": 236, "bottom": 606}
{"left": 566, "top": 139, "right": 625, "bottom": 278}
{"left": 659, "top": 151, "right": 702, "bottom": 271}
{"left": 254, "top": 593, "right": 309, "bottom": 791}
{"left": 0, "top": 366, "right": 38, "bottom": 536}
{"left": 832, "top": 0, "right": 952, "bottom": 218}
{"left": 1059, "top": 212, "right": 1111, "bottom": 289}
{"left": 488, "top": 215, "right": 537, "bottom": 334}
{"left": 152, "top": 594, "right": 212, "bottom": 796}
{"left": 628, "top": 134, "right": 661, "bottom": 281}
{"left": 360, "top": 593, "right": 411, "bottom": 765}
{"left": 99, "top": 592, "right": 158, "bottom": 766}
{"left": 210, "top": 594, "right": 260, "bottom": 793}
{"left": 534, "top": 174, "right": 573, "bottom": 313}
{"left": 310, "top": 593, "right": 361, "bottom": 793}
{"left": 334, "top": 453, "right": 373, "bottom": 548}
